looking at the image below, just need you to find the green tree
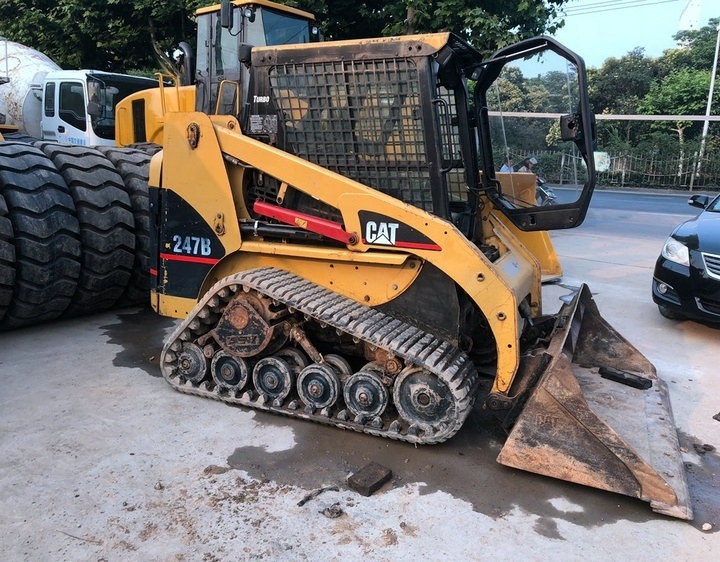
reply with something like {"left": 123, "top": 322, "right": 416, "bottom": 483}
{"left": 589, "top": 48, "right": 659, "bottom": 114}
{"left": 639, "top": 67, "right": 715, "bottom": 168}
{"left": 1, "top": 0, "right": 571, "bottom": 71}
{"left": 0, "top": 0, "right": 202, "bottom": 72}
{"left": 663, "top": 17, "right": 720, "bottom": 74}
{"left": 291, "top": 0, "right": 569, "bottom": 57}
{"left": 587, "top": 48, "right": 658, "bottom": 151}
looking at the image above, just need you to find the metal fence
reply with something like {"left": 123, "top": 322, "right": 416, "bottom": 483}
{"left": 507, "top": 149, "right": 720, "bottom": 192}
{"left": 595, "top": 151, "right": 720, "bottom": 191}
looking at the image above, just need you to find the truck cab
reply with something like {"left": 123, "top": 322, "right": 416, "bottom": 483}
{"left": 40, "top": 70, "right": 159, "bottom": 146}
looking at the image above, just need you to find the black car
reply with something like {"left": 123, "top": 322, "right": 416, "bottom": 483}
{"left": 652, "top": 193, "right": 720, "bottom": 324}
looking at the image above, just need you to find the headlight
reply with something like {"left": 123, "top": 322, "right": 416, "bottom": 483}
{"left": 661, "top": 237, "right": 689, "bottom": 267}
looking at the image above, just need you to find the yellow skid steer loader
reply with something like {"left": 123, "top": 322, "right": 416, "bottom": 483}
{"left": 119, "top": 3, "right": 690, "bottom": 519}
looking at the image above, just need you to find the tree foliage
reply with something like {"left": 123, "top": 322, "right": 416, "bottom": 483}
{"left": 0, "top": 0, "right": 570, "bottom": 71}
{"left": 586, "top": 18, "right": 720, "bottom": 157}
{"left": 588, "top": 48, "right": 659, "bottom": 114}
{"left": 290, "top": 0, "right": 568, "bottom": 57}
{"left": 0, "top": 0, "right": 203, "bottom": 72}
{"left": 665, "top": 18, "right": 720, "bottom": 73}
{"left": 2, "top": 1, "right": 719, "bottom": 163}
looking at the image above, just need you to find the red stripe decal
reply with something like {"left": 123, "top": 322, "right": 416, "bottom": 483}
{"left": 160, "top": 252, "right": 221, "bottom": 265}
{"left": 362, "top": 240, "right": 441, "bottom": 251}
{"left": 394, "top": 241, "right": 442, "bottom": 251}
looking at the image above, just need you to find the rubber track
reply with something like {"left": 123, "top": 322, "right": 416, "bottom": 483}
{"left": 0, "top": 191, "right": 15, "bottom": 323}
{"left": 161, "top": 267, "right": 479, "bottom": 444}
{"left": 0, "top": 142, "right": 82, "bottom": 329}
{"left": 35, "top": 142, "right": 136, "bottom": 317}
{"left": 95, "top": 146, "right": 151, "bottom": 306}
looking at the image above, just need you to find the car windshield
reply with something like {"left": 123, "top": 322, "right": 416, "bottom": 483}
{"left": 708, "top": 194, "right": 720, "bottom": 212}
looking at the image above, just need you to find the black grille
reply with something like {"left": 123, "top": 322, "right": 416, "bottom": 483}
{"left": 269, "top": 59, "right": 435, "bottom": 212}
{"left": 702, "top": 251, "right": 720, "bottom": 280}
{"left": 697, "top": 297, "right": 720, "bottom": 315}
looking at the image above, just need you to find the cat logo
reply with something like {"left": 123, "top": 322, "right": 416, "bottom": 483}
{"left": 359, "top": 211, "right": 442, "bottom": 251}
{"left": 364, "top": 221, "right": 399, "bottom": 246}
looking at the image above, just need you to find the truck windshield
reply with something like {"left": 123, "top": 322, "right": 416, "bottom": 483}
{"left": 87, "top": 74, "right": 158, "bottom": 139}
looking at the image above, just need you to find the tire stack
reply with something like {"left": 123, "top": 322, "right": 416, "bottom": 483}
{"left": 0, "top": 141, "right": 152, "bottom": 330}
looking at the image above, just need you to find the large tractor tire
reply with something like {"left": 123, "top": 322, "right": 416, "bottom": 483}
{"left": 0, "top": 142, "right": 82, "bottom": 329}
{"left": 0, "top": 191, "right": 16, "bottom": 323}
{"left": 0, "top": 132, "right": 39, "bottom": 144}
{"left": 95, "top": 146, "right": 151, "bottom": 306}
{"left": 0, "top": 141, "right": 153, "bottom": 329}
{"left": 127, "top": 142, "right": 162, "bottom": 156}
{"left": 35, "top": 142, "right": 137, "bottom": 318}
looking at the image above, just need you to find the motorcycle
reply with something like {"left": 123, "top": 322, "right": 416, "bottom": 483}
{"left": 536, "top": 176, "right": 557, "bottom": 206}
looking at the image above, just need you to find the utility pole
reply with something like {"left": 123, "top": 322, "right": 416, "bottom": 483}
{"left": 693, "top": 22, "right": 720, "bottom": 190}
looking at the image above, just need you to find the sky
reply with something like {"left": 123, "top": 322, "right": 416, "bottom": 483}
{"left": 550, "top": 0, "right": 719, "bottom": 68}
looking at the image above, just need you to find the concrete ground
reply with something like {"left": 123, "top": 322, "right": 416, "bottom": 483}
{"left": 0, "top": 209, "right": 718, "bottom": 561}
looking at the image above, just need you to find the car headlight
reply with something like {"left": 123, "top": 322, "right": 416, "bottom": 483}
{"left": 661, "top": 237, "right": 690, "bottom": 267}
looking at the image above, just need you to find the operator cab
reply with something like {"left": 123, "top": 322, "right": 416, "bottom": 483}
{"left": 242, "top": 33, "right": 596, "bottom": 234}
{"left": 195, "top": 0, "right": 318, "bottom": 117}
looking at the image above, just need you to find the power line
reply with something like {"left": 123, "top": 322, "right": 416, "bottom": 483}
{"left": 564, "top": 0, "right": 681, "bottom": 17}
{"left": 565, "top": 0, "right": 679, "bottom": 14}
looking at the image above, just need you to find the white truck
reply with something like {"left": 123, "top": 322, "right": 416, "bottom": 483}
{"left": 1, "top": 39, "right": 158, "bottom": 145}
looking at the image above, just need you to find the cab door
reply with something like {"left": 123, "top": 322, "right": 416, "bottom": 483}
{"left": 41, "top": 79, "right": 90, "bottom": 145}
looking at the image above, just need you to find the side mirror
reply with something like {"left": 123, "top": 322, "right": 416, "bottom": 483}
{"left": 220, "top": 0, "right": 232, "bottom": 29}
{"left": 688, "top": 194, "right": 709, "bottom": 209}
{"left": 86, "top": 100, "right": 101, "bottom": 117}
{"left": 560, "top": 114, "right": 579, "bottom": 141}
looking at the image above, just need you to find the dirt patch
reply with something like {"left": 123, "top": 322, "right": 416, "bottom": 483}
{"left": 225, "top": 402, "right": 663, "bottom": 533}
{"left": 101, "top": 307, "right": 175, "bottom": 377}
{"left": 678, "top": 431, "right": 720, "bottom": 532}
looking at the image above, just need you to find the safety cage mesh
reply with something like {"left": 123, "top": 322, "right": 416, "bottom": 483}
{"left": 269, "top": 58, "right": 436, "bottom": 212}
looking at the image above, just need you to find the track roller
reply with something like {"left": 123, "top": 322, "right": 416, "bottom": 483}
{"left": 211, "top": 350, "right": 249, "bottom": 392}
{"left": 297, "top": 363, "right": 340, "bottom": 409}
{"left": 252, "top": 356, "right": 295, "bottom": 400}
{"left": 343, "top": 367, "right": 390, "bottom": 418}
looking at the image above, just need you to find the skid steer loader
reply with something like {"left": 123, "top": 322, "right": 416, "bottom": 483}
{"left": 142, "top": 4, "right": 691, "bottom": 519}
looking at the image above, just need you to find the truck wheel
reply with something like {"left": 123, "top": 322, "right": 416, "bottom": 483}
{"left": 0, "top": 191, "right": 16, "bottom": 323}
{"left": 35, "top": 142, "right": 136, "bottom": 317}
{"left": 95, "top": 146, "right": 151, "bottom": 307}
{"left": 0, "top": 142, "right": 82, "bottom": 329}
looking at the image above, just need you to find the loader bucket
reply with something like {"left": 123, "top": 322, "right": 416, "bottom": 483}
{"left": 497, "top": 285, "right": 692, "bottom": 520}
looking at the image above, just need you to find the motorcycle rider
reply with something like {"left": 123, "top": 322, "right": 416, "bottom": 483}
{"left": 518, "top": 157, "right": 556, "bottom": 205}
{"left": 517, "top": 157, "right": 537, "bottom": 173}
